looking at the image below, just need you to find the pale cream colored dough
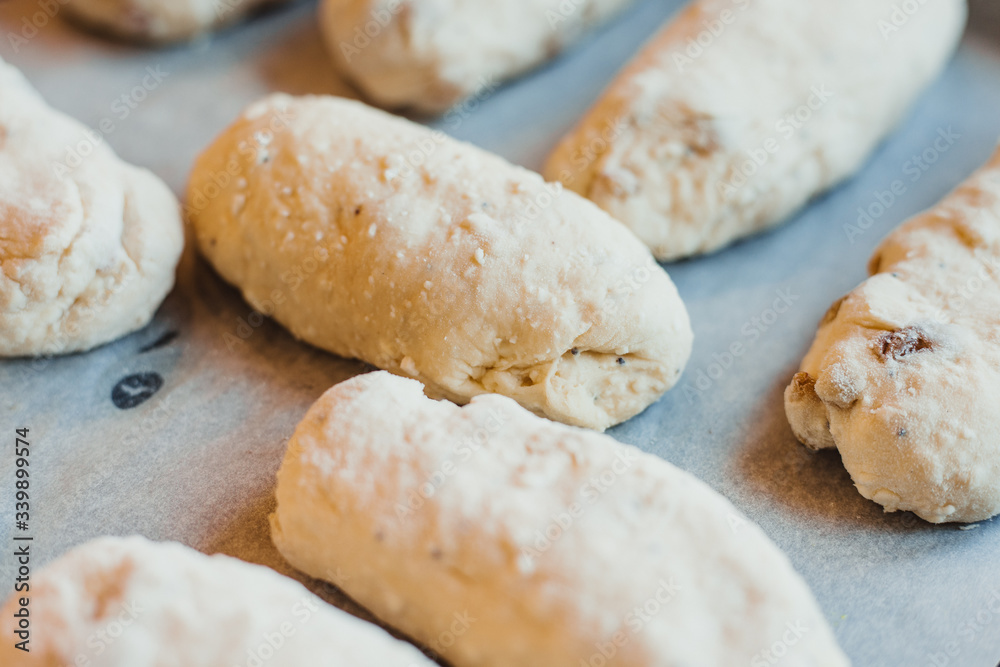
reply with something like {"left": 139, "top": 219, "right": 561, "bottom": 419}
{"left": 187, "top": 94, "right": 692, "bottom": 430}
{"left": 319, "top": 0, "right": 639, "bottom": 113}
{"left": 0, "top": 536, "right": 436, "bottom": 665}
{"left": 787, "top": 146, "right": 1000, "bottom": 524}
{"left": 272, "top": 371, "right": 850, "bottom": 667}
{"left": 64, "top": 0, "right": 291, "bottom": 42}
{"left": 545, "top": 0, "right": 967, "bottom": 260}
{"left": 0, "top": 57, "right": 183, "bottom": 357}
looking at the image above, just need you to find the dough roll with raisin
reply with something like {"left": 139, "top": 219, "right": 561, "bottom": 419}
{"left": 187, "top": 94, "right": 692, "bottom": 430}
{"left": 786, "top": 145, "right": 1000, "bottom": 523}
{"left": 0, "top": 536, "right": 435, "bottom": 665}
{"left": 271, "top": 371, "right": 849, "bottom": 667}
{"left": 545, "top": 0, "right": 967, "bottom": 260}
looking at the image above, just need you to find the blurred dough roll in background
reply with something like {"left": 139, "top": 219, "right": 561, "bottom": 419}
{"left": 61, "top": 0, "right": 640, "bottom": 108}
{"left": 0, "top": 57, "right": 183, "bottom": 357}
{"left": 0, "top": 536, "right": 437, "bottom": 666}
{"left": 63, "top": 0, "right": 292, "bottom": 42}
{"left": 319, "top": 0, "right": 640, "bottom": 113}
{"left": 545, "top": 0, "right": 967, "bottom": 260}
{"left": 188, "top": 94, "right": 692, "bottom": 430}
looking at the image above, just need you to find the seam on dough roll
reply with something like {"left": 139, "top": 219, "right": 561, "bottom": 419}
{"left": 544, "top": 0, "right": 967, "bottom": 260}
{"left": 0, "top": 58, "right": 183, "bottom": 357}
{"left": 271, "top": 371, "right": 851, "bottom": 667}
{"left": 62, "top": 0, "right": 293, "bottom": 43}
{"left": 0, "top": 535, "right": 436, "bottom": 665}
{"left": 319, "top": 0, "right": 640, "bottom": 113}
{"left": 187, "top": 94, "right": 693, "bottom": 430}
{"left": 786, "top": 144, "right": 1000, "bottom": 524}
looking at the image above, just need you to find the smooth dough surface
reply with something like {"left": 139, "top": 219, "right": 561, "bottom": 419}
{"left": 64, "top": 0, "right": 290, "bottom": 42}
{"left": 272, "top": 371, "right": 850, "bottom": 667}
{"left": 0, "top": 58, "right": 183, "bottom": 357}
{"left": 0, "top": 536, "right": 435, "bottom": 666}
{"left": 319, "top": 0, "right": 638, "bottom": 113}
{"left": 188, "top": 94, "right": 692, "bottom": 430}
{"left": 786, "top": 146, "right": 1000, "bottom": 524}
{"left": 545, "top": 0, "right": 967, "bottom": 260}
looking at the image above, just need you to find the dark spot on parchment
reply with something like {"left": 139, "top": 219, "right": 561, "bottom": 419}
{"left": 111, "top": 373, "right": 164, "bottom": 409}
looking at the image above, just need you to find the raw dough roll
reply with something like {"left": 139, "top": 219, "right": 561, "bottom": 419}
{"left": 545, "top": 0, "right": 967, "bottom": 260}
{"left": 319, "top": 0, "right": 639, "bottom": 113}
{"left": 272, "top": 371, "right": 850, "bottom": 667}
{"left": 0, "top": 58, "right": 183, "bottom": 357}
{"left": 64, "top": 0, "right": 291, "bottom": 42}
{"left": 0, "top": 536, "right": 435, "bottom": 665}
{"left": 786, "top": 146, "right": 1000, "bottom": 524}
{"left": 187, "top": 94, "right": 692, "bottom": 430}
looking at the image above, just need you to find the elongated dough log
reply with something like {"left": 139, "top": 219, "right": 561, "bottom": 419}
{"left": 545, "top": 0, "right": 967, "bottom": 260}
{"left": 272, "top": 371, "right": 850, "bottom": 667}
{"left": 188, "top": 94, "right": 692, "bottom": 430}
{"left": 63, "top": 0, "right": 291, "bottom": 42}
{"left": 0, "top": 58, "right": 183, "bottom": 357}
{"left": 320, "top": 0, "right": 638, "bottom": 113}
{"left": 0, "top": 536, "right": 434, "bottom": 665}
{"left": 786, "top": 146, "right": 1000, "bottom": 524}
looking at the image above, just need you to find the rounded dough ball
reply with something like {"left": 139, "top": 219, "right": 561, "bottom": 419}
{"left": 187, "top": 94, "right": 692, "bottom": 430}
{"left": 0, "top": 58, "right": 183, "bottom": 357}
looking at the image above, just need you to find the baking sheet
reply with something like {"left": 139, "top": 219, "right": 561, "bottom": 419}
{"left": 2, "top": 1, "right": 1000, "bottom": 664}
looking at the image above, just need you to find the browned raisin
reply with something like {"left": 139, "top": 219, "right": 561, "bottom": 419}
{"left": 789, "top": 372, "right": 816, "bottom": 398}
{"left": 876, "top": 326, "right": 934, "bottom": 361}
